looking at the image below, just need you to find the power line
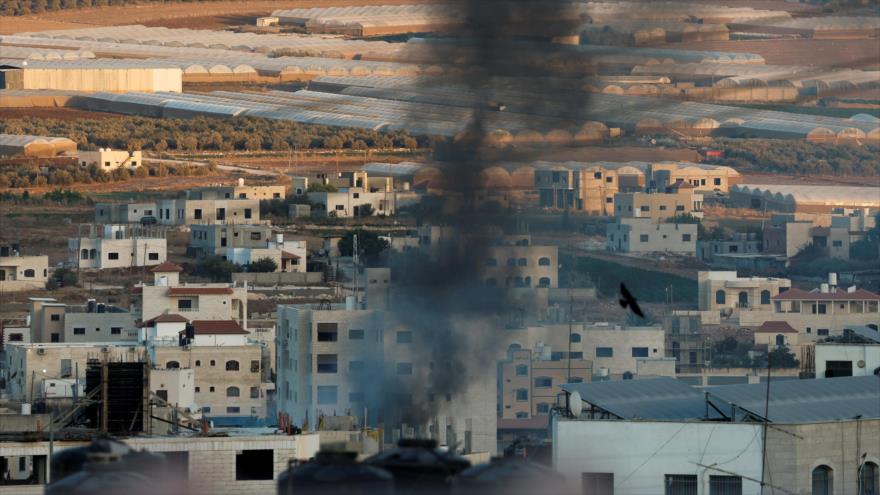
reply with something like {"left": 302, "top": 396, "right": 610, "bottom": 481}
{"left": 615, "top": 423, "right": 687, "bottom": 489}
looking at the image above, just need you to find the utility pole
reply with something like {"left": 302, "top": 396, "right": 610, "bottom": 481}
{"left": 567, "top": 265, "right": 574, "bottom": 383}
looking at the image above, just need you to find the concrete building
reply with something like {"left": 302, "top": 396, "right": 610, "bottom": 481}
{"left": 499, "top": 348, "right": 592, "bottom": 420}
{"left": 276, "top": 303, "right": 497, "bottom": 454}
{"left": 815, "top": 340, "right": 880, "bottom": 378}
{"left": 94, "top": 202, "right": 159, "bottom": 224}
{"left": 149, "top": 319, "right": 269, "bottom": 421}
{"left": 763, "top": 210, "right": 876, "bottom": 260}
{"left": 606, "top": 218, "right": 697, "bottom": 254}
{"left": 134, "top": 262, "right": 248, "bottom": 328}
{"left": 0, "top": 244, "right": 48, "bottom": 292}
{"left": 77, "top": 148, "right": 141, "bottom": 170}
{"left": 0, "top": 433, "right": 320, "bottom": 495}
{"left": 483, "top": 238, "right": 559, "bottom": 289}
{"left": 2, "top": 342, "right": 142, "bottom": 403}
{"left": 186, "top": 179, "right": 285, "bottom": 201}
{"left": 697, "top": 271, "right": 791, "bottom": 319}
{"left": 497, "top": 323, "right": 674, "bottom": 381}
{"left": 555, "top": 376, "right": 880, "bottom": 495}
{"left": 766, "top": 275, "right": 880, "bottom": 343}
{"left": 190, "top": 227, "right": 307, "bottom": 273}
{"left": 62, "top": 304, "right": 138, "bottom": 344}
{"left": 95, "top": 198, "right": 262, "bottom": 226}
{"left": 697, "top": 233, "right": 763, "bottom": 265}
{"left": 309, "top": 189, "right": 411, "bottom": 217}
{"left": 613, "top": 186, "right": 703, "bottom": 223}
{"left": 68, "top": 224, "right": 167, "bottom": 269}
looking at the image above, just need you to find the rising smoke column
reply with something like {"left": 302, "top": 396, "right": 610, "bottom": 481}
{"left": 382, "top": 0, "right": 594, "bottom": 433}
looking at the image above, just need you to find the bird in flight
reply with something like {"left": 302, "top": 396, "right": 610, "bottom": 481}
{"left": 619, "top": 283, "right": 645, "bottom": 319}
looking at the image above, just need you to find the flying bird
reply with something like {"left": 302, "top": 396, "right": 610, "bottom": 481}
{"left": 619, "top": 283, "right": 645, "bottom": 319}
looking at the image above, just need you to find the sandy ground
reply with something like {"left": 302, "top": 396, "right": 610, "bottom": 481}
{"left": 741, "top": 172, "right": 880, "bottom": 187}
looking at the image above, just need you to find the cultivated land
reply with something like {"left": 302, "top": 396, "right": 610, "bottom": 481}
{"left": 660, "top": 38, "right": 880, "bottom": 69}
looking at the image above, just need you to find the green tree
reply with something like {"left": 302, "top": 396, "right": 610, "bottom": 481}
{"left": 307, "top": 182, "right": 338, "bottom": 193}
{"left": 46, "top": 267, "right": 78, "bottom": 289}
{"left": 191, "top": 256, "right": 239, "bottom": 282}
{"left": 337, "top": 230, "right": 390, "bottom": 261}
{"left": 246, "top": 257, "right": 278, "bottom": 273}
{"left": 752, "top": 345, "right": 800, "bottom": 369}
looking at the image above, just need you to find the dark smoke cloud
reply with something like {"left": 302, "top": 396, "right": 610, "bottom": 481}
{"left": 383, "top": 0, "right": 595, "bottom": 430}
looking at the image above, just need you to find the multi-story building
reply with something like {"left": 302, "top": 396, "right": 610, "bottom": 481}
{"left": 482, "top": 236, "right": 559, "bottom": 289}
{"left": 276, "top": 303, "right": 497, "bottom": 454}
{"left": 697, "top": 233, "right": 763, "bottom": 265}
{"left": 497, "top": 323, "right": 674, "bottom": 381}
{"left": 186, "top": 179, "right": 285, "bottom": 201}
{"left": 697, "top": 271, "right": 791, "bottom": 318}
{"left": 649, "top": 162, "right": 740, "bottom": 193}
{"left": 63, "top": 303, "right": 139, "bottom": 343}
{"left": 134, "top": 262, "right": 248, "bottom": 328}
{"left": 309, "top": 189, "right": 415, "bottom": 218}
{"left": 96, "top": 198, "right": 261, "bottom": 226}
{"left": 148, "top": 319, "right": 269, "bottom": 422}
{"left": 767, "top": 279, "right": 880, "bottom": 343}
{"left": 606, "top": 218, "right": 697, "bottom": 254}
{"left": 77, "top": 148, "right": 141, "bottom": 171}
{"left": 0, "top": 244, "right": 48, "bottom": 292}
{"left": 190, "top": 225, "right": 307, "bottom": 272}
{"left": 498, "top": 348, "right": 592, "bottom": 420}
{"left": 68, "top": 224, "right": 167, "bottom": 269}
{"left": 613, "top": 185, "right": 703, "bottom": 223}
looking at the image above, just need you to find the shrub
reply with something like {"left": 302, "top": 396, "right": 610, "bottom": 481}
{"left": 246, "top": 257, "right": 278, "bottom": 273}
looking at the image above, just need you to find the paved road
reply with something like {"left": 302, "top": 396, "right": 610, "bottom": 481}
{"left": 145, "top": 157, "right": 280, "bottom": 177}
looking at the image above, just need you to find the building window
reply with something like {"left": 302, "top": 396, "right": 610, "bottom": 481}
{"left": 665, "top": 474, "right": 698, "bottom": 495}
{"left": 582, "top": 473, "right": 614, "bottom": 495}
{"left": 195, "top": 386, "right": 200, "bottom": 393}
{"left": 227, "top": 406, "right": 241, "bottom": 414}
{"left": 811, "top": 465, "right": 832, "bottom": 495}
{"left": 682, "top": 234, "right": 691, "bottom": 242}
{"left": 515, "top": 364, "right": 528, "bottom": 376}
{"left": 177, "top": 299, "right": 193, "bottom": 310}
{"left": 108, "top": 252, "right": 119, "bottom": 260}
{"left": 534, "top": 377, "right": 552, "bottom": 388}
{"left": 397, "top": 362, "right": 413, "bottom": 375}
{"left": 317, "top": 386, "right": 337, "bottom": 405}
{"left": 570, "top": 333, "right": 581, "bottom": 343}
{"left": 818, "top": 329, "right": 829, "bottom": 336}
{"left": 596, "top": 347, "right": 613, "bottom": 358}
{"left": 202, "top": 406, "right": 211, "bottom": 413}
{"left": 250, "top": 387, "right": 259, "bottom": 399}
{"left": 249, "top": 232, "right": 261, "bottom": 241}
{"left": 195, "top": 360, "right": 201, "bottom": 367}
{"left": 536, "top": 403, "right": 550, "bottom": 414}
{"left": 538, "top": 277, "right": 551, "bottom": 287}
{"left": 859, "top": 462, "right": 878, "bottom": 495}
{"left": 716, "top": 290, "right": 726, "bottom": 305}
{"left": 235, "top": 450, "right": 273, "bottom": 481}
{"left": 74, "top": 327, "right": 86, "bottom": 335}
{"left": 317, "top": 354, "right": 338, "bottom": 373}
{"left": 538, "top": 257, "right": 551, "bottom": 266}
{"left": 776, "top": 334, "right": 786, "bottom": 346}
{"left": 244, "top": 209, "right": 252, "bottom": 219}
{"left": 632, "top": 347, "right": 649, "bottom": 358}
{"left": 761, "top": 290, "right": 771, "bottom": 305}
{"left": 210, "top": 360, "right": 216, "bottom": 366}
{"left": 148, "top": 253, "right": 160, "bottom": 261}
{"left": 639, "top": 234, "right": 649, "bottom": 243}
{"left": 594, "top": 171, "right": 602, "bottom": 179}
{"left": 226, "top": 386, "right": 240, "bottom": 397}
{"left": 516, "top": 412, "right": 529, "bottom": 419}
{"left": 640, "top": 205, "right": 650, "bottom": 212}
{"left": 317, "top": 322, "right": 338, "bottom": 341}
{"left": 51, "top": 314, "right": 61, "bottom": 321}
{"left": 194, "top": 209, "right": 202, "bottom": 220}
{"left": 517, "top": 258, "right": 527, "bottom": 266}
{"left": 515, "top": 388, "right": 528, "bottom": 401}
{"left": 22, "top": 268, "right": 36, "bottom": 277}
{"left": 349, "top": 329, "right": 364, "bottom": 340}
{"left": 709, "top": 475, "right": 742, "bottom": 495}
{"left": 250, "top": 360, "right": 260, "bottom": 372}
{"left": 225, "top": 360, "right": 240, "bottom": 371}
{"left": 111, "top": 327, "right": 122, "bottom": 335}
{"left": 396, "top": 331, "right": 413, "bottom": 344}
{"left": 166, "top": 361, "right": 180, "bottom": 369}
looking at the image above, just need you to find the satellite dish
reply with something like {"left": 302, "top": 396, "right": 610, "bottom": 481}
{"left": 570, "top": 391, "right": 583, "bottom": 417}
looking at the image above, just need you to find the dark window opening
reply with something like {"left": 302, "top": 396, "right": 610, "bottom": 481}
{"left": 317, "top": 322, "right": 338, "bottom": 342}
{"left": 235, "top": 450, "right": 273, "bottom": 480}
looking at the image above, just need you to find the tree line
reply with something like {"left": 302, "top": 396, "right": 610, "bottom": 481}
{"left": 2, "top": 0, "right": 255, "bottom": 16}
{"left": 714, "top": 139, "right": 879, "bottom": 176}
{"left": 0, "top": 115, "right": 433, "bottom": 153}
{"left": 0, "top": 161, "right": 216, "bottom": 189}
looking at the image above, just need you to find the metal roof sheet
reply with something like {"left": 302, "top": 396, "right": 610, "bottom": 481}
{"left": 561, "top": 377, "right": 714, "bottom": 421}
{"left": 705, "top": 375, "right": 880, "bottom": 423}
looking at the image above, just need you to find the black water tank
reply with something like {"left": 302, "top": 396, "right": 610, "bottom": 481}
{"left": 452, "top": 457, "right": 567, "bottom": 495}
{"left": 277, "top": 451, "right": 393, "bottom": 495}
{"left": 364, "top": 439, "right": 470, "bottom": 495}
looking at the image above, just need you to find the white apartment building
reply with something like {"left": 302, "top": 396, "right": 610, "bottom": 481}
{"left": 0, "top": 244, "right": 48, "bottom": 292}
{"left": 78, "top": 148, "right": 141, "bottom": 170}
{"left": 69, "top": 224, "right": 167, "bottom": 269}
{"left": 606, "top": 218, "right": 697, "bottom": 254}
{"left": 697, "top": 271, "right": 791, "bottom": 320}
{"left": 134, "top": 262, "right": 248, "bottom": 328}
